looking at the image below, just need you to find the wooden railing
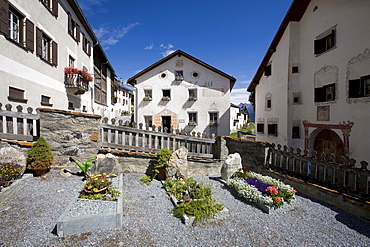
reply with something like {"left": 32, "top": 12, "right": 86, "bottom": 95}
{"left": 266, "top": 143, "right": 370, "bottom": 200}
{"left": 100, "top": 120, "right": 216, "bottom": 158}
{"left": 0, "top": 103, "right": 40, "bottom": 142}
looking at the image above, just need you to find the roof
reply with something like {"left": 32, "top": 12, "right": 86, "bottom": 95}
{"left": 247, "top": 0, "right": 311, "bottom": 92}
{"left": 230, "top": 103, "right": 240, "bottom": 108}
{"left": 127, "top": 50, "right": 236, "bottom": 89}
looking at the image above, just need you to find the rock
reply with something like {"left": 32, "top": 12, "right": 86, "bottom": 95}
{"left": 90, "top": 153, "right": 119, "bottom": 175}
{"left": 167, "top": 146, "right": 188, "bottom": 179}
{"left": 221, "top": 153, "right": 242, "bottom": 180}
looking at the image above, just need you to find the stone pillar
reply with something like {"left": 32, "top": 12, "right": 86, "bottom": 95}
{"left": 341, "top": 129, "right": 351, "bottom": 165}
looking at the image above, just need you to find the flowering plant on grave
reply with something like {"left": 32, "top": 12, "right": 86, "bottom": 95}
{"left": 83, "top": 173, "right": 112, "bottom": 192}
{"left": 0, "top": 163, "right": 25, "bottom": 190}
{"left": 227, "top": 169, "right": 297, "bottom": 207}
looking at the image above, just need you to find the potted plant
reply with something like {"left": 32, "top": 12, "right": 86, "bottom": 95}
{"left": 27, "top": 137, "right": 54, "bottom": 176}
{"left": 140, "top": 147, "right": 172, "bottom": 184}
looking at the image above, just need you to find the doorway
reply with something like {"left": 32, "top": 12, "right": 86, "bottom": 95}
{"left": 162, "top": 116, "right": 171, "bottom": 133}
{"left": 313, "top": 129, "right": 344, "bottom": 161}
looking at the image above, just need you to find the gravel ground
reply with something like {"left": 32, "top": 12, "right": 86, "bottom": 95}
{"left": 0, "top": 170, "right": 369, "bottom": 247}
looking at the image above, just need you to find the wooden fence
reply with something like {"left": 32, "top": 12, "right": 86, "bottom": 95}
{"left": 266, "top": 143, "right": 370, "bottom": 200}
{"left": 101, "top": 119, "right": 216, "bottom": 158}
{"left": 0, "top": 103, "right": 40, "bottom": 142}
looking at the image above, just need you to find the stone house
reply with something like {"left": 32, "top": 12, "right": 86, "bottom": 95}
{"left": 230, "top": 103, "right": 248, "bottom": 134}
{"left": 0, "top": 0, "right": 123, "bottom": 119}
{"left": 247, "top": 0, "right": 370, "bottom": 162}
{"left": 127, "top": 50, "right": 236, "bottom": 136}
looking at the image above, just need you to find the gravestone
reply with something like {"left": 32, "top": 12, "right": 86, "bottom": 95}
{"left": 167, "top": 146, "right": 188, "bottom": 179}
{"left": 221, "top": 153, "right": 242, "bottom": 180}
{"left": 90, "top": 153, "right": 119, "bottom": 175}
{"left": 0, "top": 147, "right": 27, "bottom": 176}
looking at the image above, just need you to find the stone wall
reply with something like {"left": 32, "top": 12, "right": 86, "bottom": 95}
{"left": 215, "top": 136, "right": 269, "bottom": 170}
{"left": 38, "top": 108, "right": 101, "bottom": 168}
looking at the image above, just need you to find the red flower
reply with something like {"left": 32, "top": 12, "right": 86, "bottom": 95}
{"left": 266, "top": 186, "right": 279, "bottom": 195}
{"left": 242, "top": 167, "right": 249, "bottom": 172}
{"left": 274, "top": 197, "right": 282, "bottom": 202}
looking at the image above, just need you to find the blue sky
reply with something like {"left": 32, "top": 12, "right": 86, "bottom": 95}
{"left": 76, "top": 0, "right": 293, "bottom": 104}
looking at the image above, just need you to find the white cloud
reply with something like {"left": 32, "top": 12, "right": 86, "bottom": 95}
{"left": 144, "top": 43, "right": 154, "bottom": 50}
{"left": 94, "top": 22, "right": 142, "bottom": 49}
{"left": 161, "top": 50, "right": 176, "bottom": 57}
{"left": 230, "top": 87, "right": 250, "bottom": 105}
{"left": 159, "top": 44, "right": 174, "bottom": 50}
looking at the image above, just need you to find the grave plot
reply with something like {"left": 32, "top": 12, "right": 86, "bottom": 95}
{"left": 162, "top": 177, "right": 229, "bottom": 226}
{"left": 222, "top": 168, "right": 297, "bottom": 214}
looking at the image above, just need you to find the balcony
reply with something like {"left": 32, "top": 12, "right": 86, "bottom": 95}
{"left": 65, "top": 75, "right": 89, "bottom": 95}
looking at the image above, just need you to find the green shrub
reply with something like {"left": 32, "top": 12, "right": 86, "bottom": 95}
{"left": 27, "top": 137, "right": 54, "bottom": 170}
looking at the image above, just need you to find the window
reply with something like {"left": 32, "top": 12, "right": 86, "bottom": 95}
{"left": 315, "top": 83, "right": 335, "bottom": 102}
{"left": 143, "top": 89, "right": 152, "bottom": 100}
{"left": 257, "top": 123, "right": 264, "bottom": 134}
{"left": 94, "top": 66, "right": 107, "bottom": 105}
{"left": 292, "top": 126, "right": 300, "bottom": 139}
{"left": 82, "top": 105, "right": 87, "bottom": 112}
{"left": 144, "top": 116, "right": 153, "bottom": 127}
{"left": 188, "top": 89, "right": 197, "bottom": 100}
{"left": 209, "top": 112, "right": 218, "bottom": 124}
{"left": 314, "top": 28, "right": 336, "bottom": 55}
{"left": 188, "top": 112, "right": 197, "bottom": 125}
{"left": 268, "top": 124, "right": 278, "bottom": 137}
{"left": 175, "top": 70, "right": 183, "bottom": 81}
{"left": 68, "top": 56, "right": 75, "bottom": 67}
{"left": 1, "top": 3, "right": 34, "bottom": 51}
{"left": 267, "top": 99, "right": 272, "bottom": 109}
{"left": 8, "top": 86, "right": 27, "bottom": 103}
{"left": 292, "top": 66, "right": 299, "bottom": 73}
{"left": 36, "top": 27, "right": 58, "bottom": 66}
{"left": 68, "top": 102, "right": 74, "bottom": 110}
{"left": 68, "top": 13, "right": 80, "bottom": 42}
{"left": 82, "top": 34, "right": 91, "bottom": 55}
{"left": 41, "top": 0, "right": 58, "bottom": 17}
{"left": 265, "top": 64, "right": 272, "bottom": 76}
{"left": 41, "top": 95, "right": 52, "bottom": 106}
{"left": 162, "top": 89, "right": 171, "bottom": 100}
{"left": 349, "top": 75, "right": 370, "bottom": 98}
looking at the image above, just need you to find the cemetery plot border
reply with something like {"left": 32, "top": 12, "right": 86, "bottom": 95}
{"left": 56, "top": 174, "right": 123, "bottom": 237}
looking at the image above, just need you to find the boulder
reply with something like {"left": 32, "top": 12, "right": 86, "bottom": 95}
{"left": 221, "top": 153, "right": 242, "bottom": 180}
{"left": 90, "top": 153, "right": 119, "bottom": 175}
{"left": 167, "top": 146, "right": 188, "bottom": 179}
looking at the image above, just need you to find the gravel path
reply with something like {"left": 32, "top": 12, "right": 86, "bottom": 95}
{"left": 0, "top": 170, "right": 369, "bottom": 247}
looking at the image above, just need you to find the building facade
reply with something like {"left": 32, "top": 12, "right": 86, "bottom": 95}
{"left": 230, "top": 103, "right": 248, "bottom": 134}
{"left": 248, "top": 0, "right": 370, "bottom": 162}
{"left": 0, "top": 0, "right": 123, "bottom": 120}
{"left": 128, "top": 50, "right": 236, "bottom": 137}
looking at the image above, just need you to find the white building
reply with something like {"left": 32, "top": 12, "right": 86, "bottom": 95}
{"left": 248, "top": 0, "right": 370, "bottom": 162}
{"left": 0, "top": 0, "right": 121, "bottom": 119}
{"left": 127, "top": 50, "right": 236, "bottom": 137}
{"left": 230, "top": 103, "right": 248, "bottom": 134}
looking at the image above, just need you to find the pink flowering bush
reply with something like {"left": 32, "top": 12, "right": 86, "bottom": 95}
{"left": 64, "top": 66, "right": 79, "bottom": 75}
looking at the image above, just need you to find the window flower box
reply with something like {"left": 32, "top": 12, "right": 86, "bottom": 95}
{"left": 188, "top": 122, "right": 197, "bottom": 126}
{"left": 143, "top": 97, "right": 152, "bottom": 101}
{"left": 209, "top": 122, "right": 218, "bottom": 127}
{"left": 188, "top": 97, "right": 197, "bottom": 101}
{"left": 175, "top": 76, "right": 184, "bottom": 82}
{"left": 161, "top": 96, "right": 171, "bottom": 101}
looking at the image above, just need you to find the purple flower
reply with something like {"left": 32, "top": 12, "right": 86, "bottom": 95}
{"left": 244, "top": 178, "right": 274, "bottom": 194}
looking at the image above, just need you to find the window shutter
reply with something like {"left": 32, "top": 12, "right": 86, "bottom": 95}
{"left": 52, "top": 41, "right": 58, "bottom": 66}
{"left": 0, "top": 0, "right": 8, "bottom": 36}
{"left": 36, "top": 27, "right": 42, "bottom": 57}
{"left": 82, "top": 33, "right": 86, "bottom": 52}
{"left": 314, "top": 87, "right": 325, "bottom": 102}
{"left": 87, "top": 40, "right": 91, "bottom": 56}
{"left": 330, "top": 29, "right": 336, "bottom": 46}
{"left": 25, "top": 19, "right": 34, "bottom": 52}
{"left": 52, "top": 0, "right": 58, "bottom": 17}
{"left": 76, "top": 24, "right": 80, "bottom": 42}
{"left": 314, "top": 38, "right": 325, "bottom": 55}
{"left": 349, "top": 79, "right": 361, "bottom": 98}
{"left": 68, "top": 12, "right": 72, "bottom": 35}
